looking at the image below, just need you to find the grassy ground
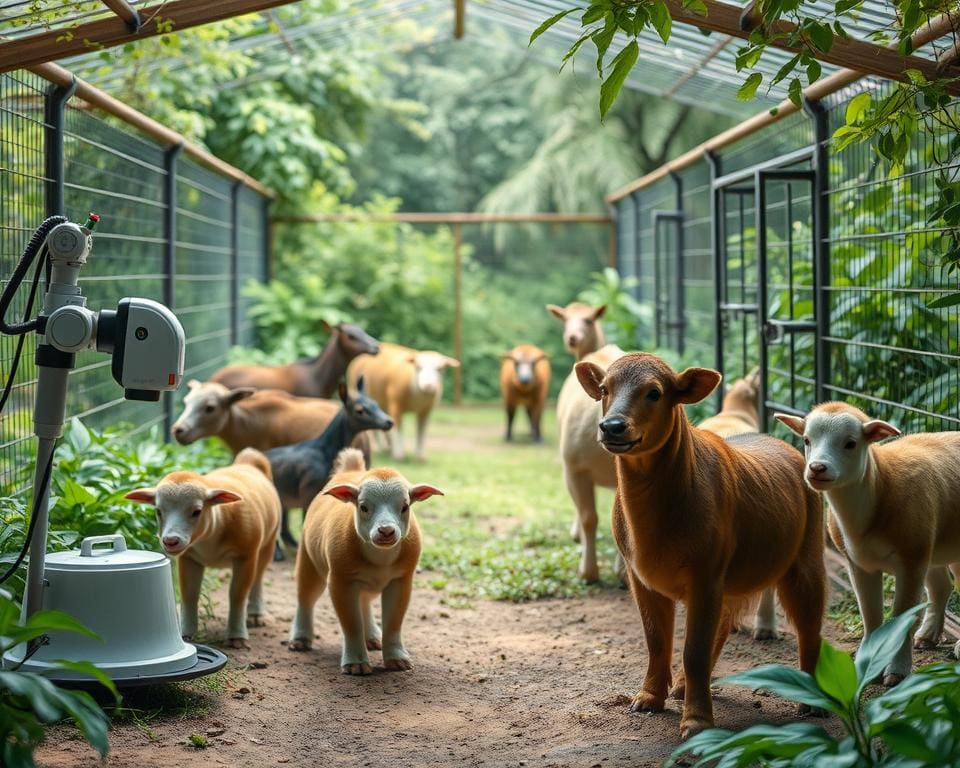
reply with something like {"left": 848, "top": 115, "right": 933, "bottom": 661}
{"left": 293, "top": 402, "right": 623, "bottom": 603}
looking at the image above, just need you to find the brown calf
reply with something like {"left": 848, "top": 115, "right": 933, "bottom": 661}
{"left": 576, "top": 353, "right": 825, "bottom": 739}
{"left": 499, "top": 344, "right": 550, "bottom": 442}
{"left": 210, "top": 322, "right": 379, "bottom": 398}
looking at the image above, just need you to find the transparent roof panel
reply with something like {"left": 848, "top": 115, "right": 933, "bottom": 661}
{"left": 0, "top": 0, "right": 145, "bottom": 39}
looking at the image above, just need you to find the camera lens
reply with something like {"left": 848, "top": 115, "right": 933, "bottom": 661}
{"left": 135, "top": 326, "right": 148, "bottom": 340}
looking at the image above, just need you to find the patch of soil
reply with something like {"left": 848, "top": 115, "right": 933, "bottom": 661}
{"left": 37, "top": 557, "right": 955, "bottom": 768}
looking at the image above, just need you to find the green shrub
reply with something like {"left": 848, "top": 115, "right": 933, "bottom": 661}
{"left": 670, "top": 604, "right": 960, "bottom": 767}
{"left": 0, "top": 590, "right": 117, "bottom": 768}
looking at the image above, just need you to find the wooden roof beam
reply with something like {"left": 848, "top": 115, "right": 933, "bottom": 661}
{"left": 663, "top": 0, "right": 958, "bottom": 93}
{"left": 0, "top": 0, "right": 302, "bottom": 74}
{"left": 454, "top": 0, "right": 466, "bottom": 39}
{"left": 100, "top": 0, "right": 141, "bottom": 31}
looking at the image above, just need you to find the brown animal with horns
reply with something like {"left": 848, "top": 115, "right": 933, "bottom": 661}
{"left": 575, "top": 352, "right": 825, "bottom": 740}
{"left": 499, "top": 344, "right": 550, "bottom": 442}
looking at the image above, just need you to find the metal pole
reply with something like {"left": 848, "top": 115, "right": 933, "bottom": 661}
{"left": 805, "top": 98, "right": 831, "bottom": 404}
{"left": 230, "top": 182, "right": 242, "bottom": 347}
{"left": 608, "top": 210, "right": 618, "bottom": 269}
{"left": 265, "top": 199, "right": 274, "bottom": 282}
{"left": 453, "top": 222, "right": 463, "bottom": 405}
{"left": 44, "top": 80, "right": 77, "bottom": 217}
{"left": 670, "top": 171, "right": 685, "bottom": 356}
{"left": 755, "top": 171, "right": 769, "bottom": 431}
{"left": 706, "top": 151, "right": 724, "bottom": 411}
{"left": 162, "top": 144, "right": 182, "bottom": 442}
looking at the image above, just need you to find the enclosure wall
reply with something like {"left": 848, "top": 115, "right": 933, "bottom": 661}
{"left": 615, "top": 78, "right": 960, "bottom": 439}
{"left": 0, "top": 70, "right": 269, "bottom": 493}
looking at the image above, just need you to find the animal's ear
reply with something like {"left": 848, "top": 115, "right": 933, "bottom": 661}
{"left": 546, "top": 304, "right": 565, "bottom": 321}
{"left": 674, "top": 367, "right": 722, "bottom": 404}
{"left": 575, "top": 362, "right": 606, "bottom": 401}
{"left": 535, "top": 354, "right": 549, "bottom": 364}
{"left": 409, "top": 484, "right": 444, "bottom": 503}
{"left": 405, "top": 353, "right": 417, "bottom": 364}
{"left": 125, "top": 488, "right": 157, "bottom": 504}
{"left": 339, "top": 381, "right": 348, "bottom": 403}
{"left": 591, "top": 304, "right": 608, "bottom": 320}
{"left": 356, "top": 375, "right": 366, "bottom": 393}
{"left": 206, "top": 489, "right": 242, "bottom": 505}
{"left": 746, "top": 366, "right": 761, "bottom": 387}
{"left": 324, "top": 484, "right": 359, "bottom": 504}
{"left": 224, "top": 387, "right": 255, "bottom": 406}
{"left": 500, "top": 352, "right": 513, "bottom": 361}
{"left": 187, "top": 379, "right": 201, "bottom": 390}
{"left": 774, "top": 413, "right": 806, "bottom": 436}
{"left": 443, "top": 356, "right": 460, "bottom": 369}
{"left": 863, "top": 419, "right": 901, "bottom": 444}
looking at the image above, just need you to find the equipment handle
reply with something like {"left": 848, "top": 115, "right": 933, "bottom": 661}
{"left": 80, "top": 535, "right": 128, "bottom": 557}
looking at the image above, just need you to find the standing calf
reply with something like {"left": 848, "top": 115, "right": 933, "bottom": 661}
{"left": 696, "top": 367, "right": 777, "bottom": 641}
{"left": 289, "top": 448, "right": 443, "bottom": 674}
{"left": 777, "top": 403, "right": 960, "bottom": 683}
{"left": 348, "top": 342, "right": 459, "bottom": 462}
{"left": 577, "top": 353, "right": 825, "bottom": 739}
{"left": 265, "top": 379, "right": 393, "bottom": 550}
{"left": 125, "top": 448, "right": 280, "bottom": 649}
{"left": 500, "top": 344, "right": 550, "bottom": 442}
{"left": 210, "top": 322, "right": 379, "bottom": 398}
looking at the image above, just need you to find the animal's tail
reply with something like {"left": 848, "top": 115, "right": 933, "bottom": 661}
{"left": 235, "top": 447, "right": 273, "bottom": 481}
{"left": 333, "top": 447, "right": 366, "bottom": 474}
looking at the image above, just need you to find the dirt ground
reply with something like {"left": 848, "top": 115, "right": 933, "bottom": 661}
{"left": 37, "top": 559, "right": 875, "bottom": 768}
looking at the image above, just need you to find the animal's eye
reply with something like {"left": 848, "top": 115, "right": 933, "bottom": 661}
{"left": 205, "top": 404, "right": 216, "bottom": 414}
{"left": 401, "top": 504, "right": 409, "bottom": 515}
{"left": 192, "top": 508, "right": 202, "bottom": 518}
{"left": 599, "top": 386, "right": 608, "bottom": 397}
{"left": 646, "top": 389, "right": 661, "bottom": 402}
{"left": 844, "top": 439, "right": 856, "bottom": 450}
{"left": 803, "top": 436, "right": 811, "bottom": 446}
{"left": 360, "top": 503, "right": 368, "bottom": 514}
{"left": 584, "top": 318, "right": 594, "bottom": 325}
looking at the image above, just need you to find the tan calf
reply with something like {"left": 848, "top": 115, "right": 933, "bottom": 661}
{"left": 500, "top": 344, "right": 550, "bottom": 442}
{"left": 125, "top": 449, "right": 281, "bottom": 648}
{"left": 348, "top": 342, "right": 459, "bottom": 462}
{"left": 577, "top": 353, "right": 825, "bottom": 739}
{"left": 696, "top": 367, "right": 777, "bottom": 640}
{"left": 288, "top": 449, "right": 443, "bottom": 674}
{"left": 777, "top": 403, "right": 960, "bottom": 683}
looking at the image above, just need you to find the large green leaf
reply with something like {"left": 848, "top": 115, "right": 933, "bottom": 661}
{"left": 720, "top": 664, "right": 842, "bottom": 714}
{"left": 599, "top": 40, "right": 638, "bottom": 120}
{"left": 854, "top": 604, "right": 925, "bottom": 697}
{"left": 528, "top": 7, "right": 579, "bottom": 45}
{"left": 737, "top": 72, "right": 763, "bottom": 101}
{"left": 814, "top": 640, "right": 857, "bottom": 709}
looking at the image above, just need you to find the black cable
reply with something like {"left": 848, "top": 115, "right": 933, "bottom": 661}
{"left": 0, "top": 215, "right": 66, "bottom": 336}
{"left": 0, "top": 440, "right": 56, "bottom": 586}
{"left": 0, "top": 244, "right": 49, "bottom": 416}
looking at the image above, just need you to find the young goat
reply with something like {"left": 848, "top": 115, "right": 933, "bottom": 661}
{"left": 170, "top": 381, "right": 371, "bottom": 468}
{"left": 288, "top": 449, "right": 443, "bottom": 674}
{"left": 499, "top": 344, "right": 550, "bottom": 442}
{"left": 777, "top": 403, "right": 960, "bottom": 684}
{"left": 696, "top": 367, "right": 777, "bottom": 641}
{"left": 210, "top": 322, "right": 380, "bottom": 398}
{"left": 576, "top": 353, "right": 825, "bottom": 740}
{"left": 125, "top": 448, "right": 280, "bottom": 649}
{"left": 265, "top": 378, "right": 393, "bottom": 558}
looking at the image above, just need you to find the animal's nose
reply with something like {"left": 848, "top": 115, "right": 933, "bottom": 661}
{"left": 162, "top": 535, "right": 181, "bottom": 549}
{"left": 383, "top": 418, "right": 394, "bottom": 430}
{"left": 369, "top": 342, "right": 380, "bottom": 354}
{"left": 171, "top": 424, "right": 184, "bottom": 437}
{"left": 518, "top": 373, "right": 533, "bottom": 385}
{"left": 377, "top": 526, "right": 397, "bottom": 539}
{"left": 808, "top": 462, "right": 828, "bottom": 476}
{"left": 566, "top": 334, "right": 581, "bottom": 347}
{"left": 599, "top": 417, "right": 627, "bottom": 437}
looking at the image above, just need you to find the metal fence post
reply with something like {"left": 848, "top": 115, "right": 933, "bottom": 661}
{"left": 452, "top": 222, "right": 463, "bottom": 405}
{"left": 705, "top": 150, "right": 724, "bottom": 411}
{"left": 805, "top": 98, "right": 831, "bottom": 404}
{"left": 670, "top": 171, "right": 685, "bottom": 356}
{"left": 230, "top": 182, "right": 242, "bottom": 347}
{"left": 161, "top": 144, "right": 183, "bottom": 442}
{"left": 44, "top": 79, "right": 77, "bottom": 217}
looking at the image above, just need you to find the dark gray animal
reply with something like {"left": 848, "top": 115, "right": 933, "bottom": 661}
{"left": 267, "top": 376, "right": 393, "bottom": 560}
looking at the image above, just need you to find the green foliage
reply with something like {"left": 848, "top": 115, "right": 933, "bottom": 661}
{"left": 0, "top": 419, "right": 230, "bottom": 601}
{"left": 0, "top": 590, "right": 117, "bottom": 767}
{"left": 577, "top": 267, "right": 652, "bottom": 347}
{"left": 188, "top": 733, "right": 209, "bottom": 749}
{"left": 670, "top": 604, "right": 960, "bottom": 767}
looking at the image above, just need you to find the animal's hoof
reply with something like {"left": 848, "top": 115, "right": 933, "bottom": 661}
{"left": 225, "top": 637, "right": 250, "bottom": 650}
{"left": 914, "top": 635, "right": 939, "bottom": 650}
{"left": 366, "top": 638, "right": 383, "bottom": 651}
{"left": 579, "top": 567, "right": 600, "bottom": 584}
{"left": 798, "top": 704, "right": 829, "bottom": 718}
{"left": 288, "top": 639, "right": 311, "bottom": 652}
{"left": 273, "top": 545, "right": 286, "bottom": 562}
{"left": 629, "top": 692, "right": 665, "bottom": 714}
{"left": 385, "top": 657, "right": 413, "bottom": 671}
{"left": 679, "top": 717, "right": 712, "bottom": 741}
{"left": 569, "top": 522, "right": 581, "bottom": 543}
{"left": 882, "top": 672, "right": 905, "bottom": 687}
{"left": 342, "top": 662, "right": 373, "bottom": 676}
{"left": 752, "top": 627, "right": 778, "bottom": 642}
{"left": 247, "top": 614, "right": 268, "bottom": 628}
{"left": 669, "top": 681, "right": 686, "bottom": 701}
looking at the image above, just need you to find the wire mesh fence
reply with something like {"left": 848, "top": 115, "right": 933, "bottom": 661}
{"left": 0, "top": 70, "right": 269, "bottom": 494}
{"left": 614, "top": 78, "right": 960, "bottom": 440}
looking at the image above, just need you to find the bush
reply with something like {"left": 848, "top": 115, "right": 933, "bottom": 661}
{"left": 671, "top": 603, "right": 960, "bottom": 767}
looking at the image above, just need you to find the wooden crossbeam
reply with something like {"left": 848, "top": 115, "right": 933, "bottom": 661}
{"left": 100, "top": 0, "right": 140, "bottom": 31}
{"left": 663, "top": 0, "right": 959, "bottom": 92}
{"left": 273, "top": 212, "right": 613, "bottom": 224}
{"left": 0, "top": 0, "right": 302, "bottom": 74}
{"left": 454, "top": 0, "right": 466, "bottom": 39}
